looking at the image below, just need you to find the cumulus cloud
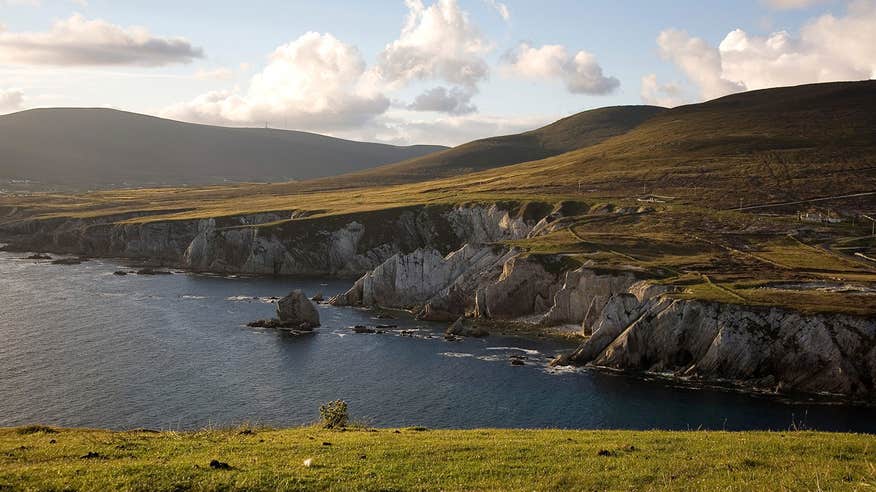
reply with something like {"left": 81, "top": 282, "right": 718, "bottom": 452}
{"left": 483, "top": 0, "right": 510, "bottom": 21}
{"left": 407, "top": 86, "right": 477, "bottom": 114}
{"left": 502, "top": 42, "right": 620, "bottom": 95}
{"left": 640, "top": 74, "right": 687, "bottom": 107}
{"left": 169, "top": 0, "right": 500, "bottom": 131}
{"left": 656, "top": 29, "right": 745, "bottom": 100}
{"left": 0, "top": 88, "right": 24, "bottom": 114}
{"left": 652, "top": 1, "right": 876, "bottom": 102}
{"left": 164, "top": 32, "right": 389, "bottom": 131}
{"left": 0, "top": 14, "right": 202, "bottom": 66}
{"left": 376, "top": 0, "right": 491, "bottom": 88}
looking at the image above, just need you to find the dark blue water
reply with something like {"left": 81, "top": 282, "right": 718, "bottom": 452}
{"left": 0, "top": 251, "right": 873, "bottom": 432}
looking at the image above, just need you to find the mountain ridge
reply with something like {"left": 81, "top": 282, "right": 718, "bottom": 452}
{"left": 0, "top": 107, "right": 447, "bottom": 189}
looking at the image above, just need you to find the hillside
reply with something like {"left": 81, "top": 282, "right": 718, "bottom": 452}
{"left": 470, "top": 80, "right": 876, "bottom": 206}
{"left": 0, "top": 108, "right": 446, "bottom": 190}
{"left": 322, "top": 105, "right": 666, "bottom": 186}
{"left": 9, "top": 81, "right": 869, "bottom": 216}
{"left": 2, "top": 426, "right": 874, "bottom": 490}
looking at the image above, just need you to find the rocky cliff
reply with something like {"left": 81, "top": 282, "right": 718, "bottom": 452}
{"left": 564, "top": 295, "right": 876, "bottom": 398}
{"left": 331, "top": 242, "right": 875, "bottom": 400}
{"left": 0, "top": 203, "right": 539, "bottom": 277}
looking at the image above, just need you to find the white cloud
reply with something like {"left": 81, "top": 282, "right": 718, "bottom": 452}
{"left": 407, "top": 85, "right": 476, "bottom": 114}
{"left": 653, "top": 1, "right": 876, "bottom": 102}
{"left": 164, "top": 32, "right": 389, "bottom": 131}
{"left": 376, "top": 0, "right": 491, "bottom": 88}
{"left": 168, "top": 0, "right": 501, "bottom": 133}
{"left": 640, "top": 74, "right": 687, "bottom": 107}
{"left": 502, "top": 43, "right": 620, "bottom": 95}
{"left": 0, "top": 88, "right": 24, "bottom": 114}
{"left": 656, "top": 29, "right": 745, "bottom": 100}
{"left": 483, "top": 0, "right": 510, "bottom": 21}
{"left": 0, "top": 14, "right": 202, "bottom": 66}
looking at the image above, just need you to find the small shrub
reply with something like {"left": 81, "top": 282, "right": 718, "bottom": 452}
{"left": 16, "top": 425, "right": 57, "bottom": 435}
{"left": 319, "top": 400, "right": 349, "bottom": 429}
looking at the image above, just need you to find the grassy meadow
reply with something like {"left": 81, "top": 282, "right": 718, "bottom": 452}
{"left": 1, "top": 425, "right": 875, "bottom": 491}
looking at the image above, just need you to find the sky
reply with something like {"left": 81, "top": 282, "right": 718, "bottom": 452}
{"left": 0, "top": 0, "right": 874, "bottom": 146}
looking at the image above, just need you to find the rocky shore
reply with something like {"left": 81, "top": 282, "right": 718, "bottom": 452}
{"left": 2, "top": 202, "right": 873, "bottom": 401}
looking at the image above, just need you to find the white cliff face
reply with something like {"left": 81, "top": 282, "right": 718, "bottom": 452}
{"left": 475, "top": 256, "right": 560, "bottom": 320}
{"left": 446, "top": 205, "right": 532, "bottom": 243}
{"left": 539, "top": 268, "right": 640, "bottom": 331}
{"left": 181, "top": 204, "right": 539, "bottom": 277}
{"left": 331, "top": 244, "right": 517, "bottom": 316}
{"left": 570, "top": 297, "right": 876, "bottom": 398}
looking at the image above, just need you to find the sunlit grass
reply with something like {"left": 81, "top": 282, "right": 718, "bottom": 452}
{"left": 1, "top": 426, "right": 874, "bottom": 491}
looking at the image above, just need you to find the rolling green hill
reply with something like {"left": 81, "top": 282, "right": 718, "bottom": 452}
{"left": 325, "top": 105, "right": 666, "bottom": 186}
{"left": 0, "top": 108, "right": 446, "bottom": 190}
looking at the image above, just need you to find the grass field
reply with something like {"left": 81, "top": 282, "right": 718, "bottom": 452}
{"left": 1, "top": 426, "right": 874, "bottom": 491}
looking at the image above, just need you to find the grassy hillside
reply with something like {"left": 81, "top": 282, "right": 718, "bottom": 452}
{"left": 313, "top": 105, "right": 666, "bottom": 187}
{"left": 0, "top": 108, "right": 445, "bottom": 190}
{"left": 2, "top": 426, "right": 874, "bottom": 491}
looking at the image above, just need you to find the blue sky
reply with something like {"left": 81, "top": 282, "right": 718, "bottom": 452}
{"left": 0, "top": 0, "right": 873, "bottom": 145}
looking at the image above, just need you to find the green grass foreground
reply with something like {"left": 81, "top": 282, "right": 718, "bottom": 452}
{"left": 1, "top": 426, "right": 874, "bottom": 491}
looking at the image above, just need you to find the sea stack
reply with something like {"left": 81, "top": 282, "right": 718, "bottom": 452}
{"left": 276, "top": 290, "right": 321, "bottom": 330}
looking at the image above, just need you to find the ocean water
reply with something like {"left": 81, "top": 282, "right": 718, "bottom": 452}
{"left": 0, "top": 251, "right": 873, "bottom": 432}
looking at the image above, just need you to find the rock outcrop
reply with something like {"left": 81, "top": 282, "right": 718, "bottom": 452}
{"left": 445, "top": 316, "right": 489, "bottom": 338}
{"left": 563, "top": 297, "right": 876, "bottom": 398}
{"left": 277, "top": 290, "right": 320, "bottom": 329}
{"left": 330, "top": 244, "right": 519, "bottom": 319}
{"left": 1, "top": 203, "right": 546, "bottom": 278}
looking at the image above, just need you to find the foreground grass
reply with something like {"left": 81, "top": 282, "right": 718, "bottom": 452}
{"left": 1, "top": 426, "right": 874, "bottom": 491}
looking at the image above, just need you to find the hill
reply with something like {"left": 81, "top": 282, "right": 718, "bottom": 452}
{"left": 0, "top": 108, "right": 446, "bottom": 190}
{"left": 469, "top": 80, "right": 876, "bottom": 206}
{"left": 327, "top": 105, "right": 666, "bottom": 186}
{"left": 2, "top": 426, "right": 873, "bottom": 490}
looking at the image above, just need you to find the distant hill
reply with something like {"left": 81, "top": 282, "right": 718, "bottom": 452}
{"left": 327, "top": 105, "right": 666, "bottom": 186}
{"left": 0, "top": 108, "right": 446, "bottom": 189}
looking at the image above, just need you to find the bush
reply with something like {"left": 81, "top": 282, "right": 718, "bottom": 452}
{"left": 319, "top": 400, "right": 349, "bottom": 429}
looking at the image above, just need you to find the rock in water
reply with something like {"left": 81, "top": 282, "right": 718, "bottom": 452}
{"left": 276, "top": 290, "right": 320, "bottom": 329}
{"left": 445, "top": 316, "right": 489, "bottom": 338}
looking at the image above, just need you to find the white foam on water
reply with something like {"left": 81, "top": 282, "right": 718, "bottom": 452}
{"left": 439, "top": 352, "right": 474, "bottom": 358}
{"left": 476, "top": 355, "right": 505, "bottom": 362}
{"left": 226, "top": 296, "right": 251, "bottom": 301}
{"left": 486, "top": 346, "right": 540, "bottom": 355}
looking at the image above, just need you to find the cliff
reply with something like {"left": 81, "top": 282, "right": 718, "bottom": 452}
{"left": 330, "top": 243, "right": 875, "bottom": 400}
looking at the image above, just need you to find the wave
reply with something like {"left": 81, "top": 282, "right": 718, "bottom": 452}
{"left": 485, "top": 346, "right": 540, "bottom": 356}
